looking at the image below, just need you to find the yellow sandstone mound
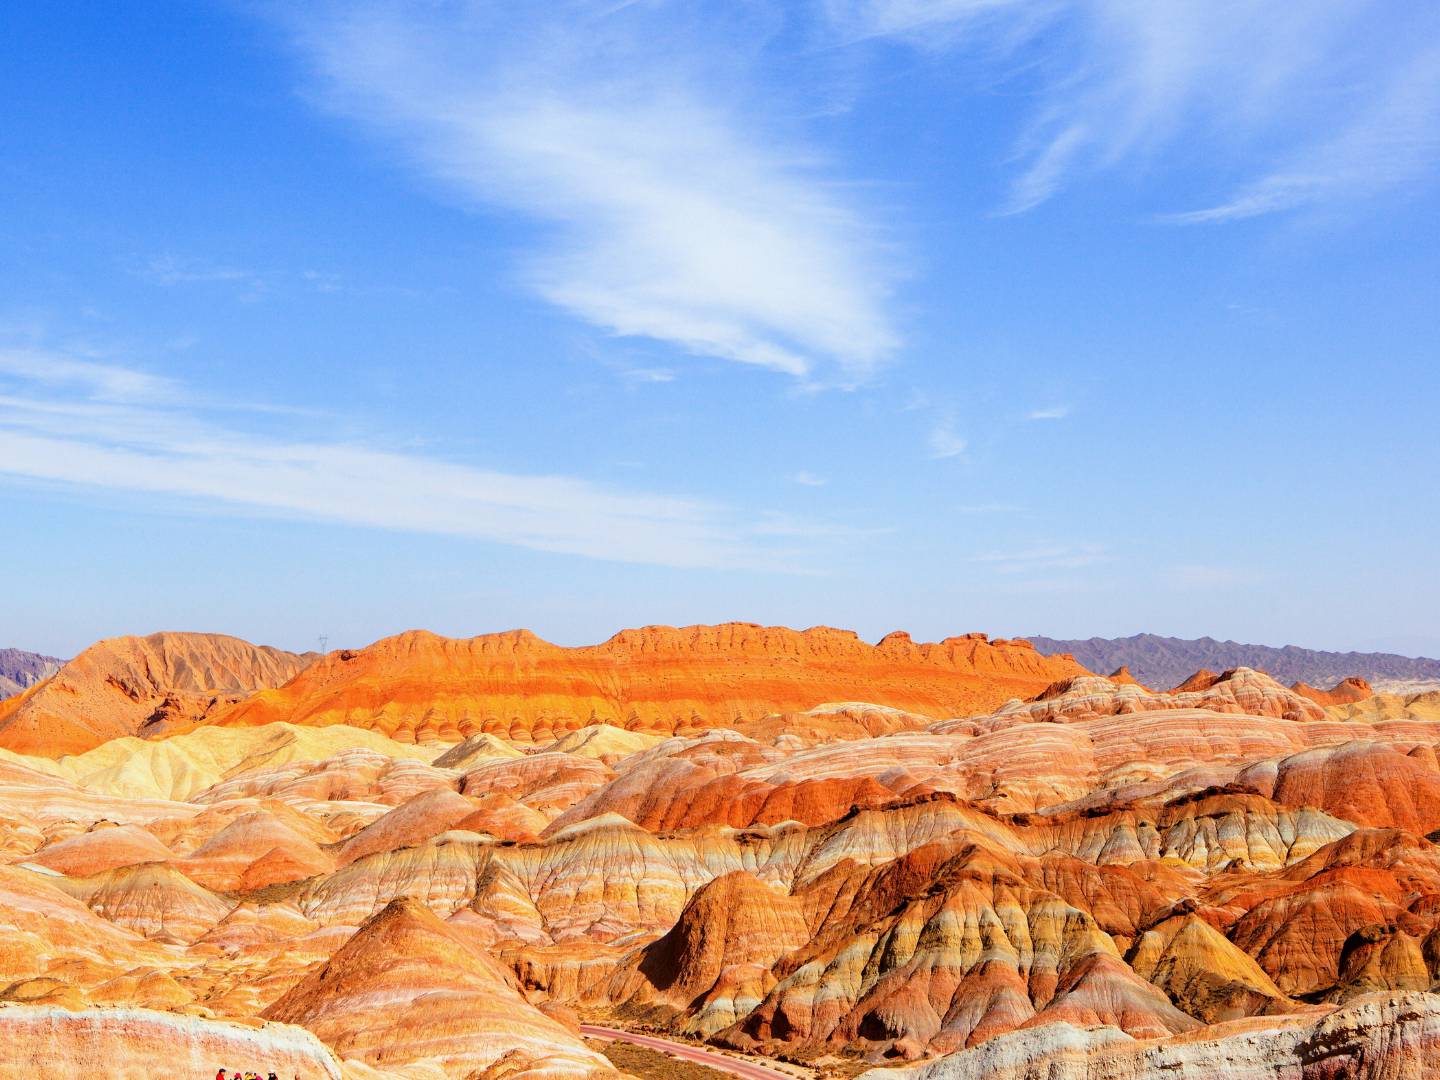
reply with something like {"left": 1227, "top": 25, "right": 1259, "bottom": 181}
{"left": 1327, "top": 688, "right": 1440, "bottom": 723}
{"left": 538, "top": 724, "right": 666, "bottom": 760}
{"left": 0, "top": 721, "right": 445, "bottom": 802}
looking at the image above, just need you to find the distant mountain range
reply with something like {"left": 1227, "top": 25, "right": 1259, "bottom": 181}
{"left": 1026, "top": 633, "right": 1440, "bottom": 691}
{"left": 0, "top": 648, "right": 64, "bottom": 700}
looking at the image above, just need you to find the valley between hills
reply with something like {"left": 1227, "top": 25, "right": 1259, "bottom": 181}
{"left": 2, "top": 625, "right": 1440, "bottom": 1077}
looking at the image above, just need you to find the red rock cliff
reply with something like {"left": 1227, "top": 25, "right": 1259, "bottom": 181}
{"left": 217, "top": 623, "right": 1089, "bottom": 744}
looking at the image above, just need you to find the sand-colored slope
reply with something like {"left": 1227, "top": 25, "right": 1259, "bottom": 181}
{"left": 0, "top": 632, "right": 317, "bottom": 756}
{"left": 1327, "top": 689, "right": 1440, "bottom": 722}
{"left": 539, "top": 724, "right": 667, "bottom": 759}
{"left": 0, "top": 1005, "right": 345, "bottom": 1079}
{"left": 217, "top": 624, "right": 1088, "bottom": 744}
{"left": 0, "top": 721, "right": 444, "bottom": 801}
{"left": 0, "top": 864, "right": 167, "bottom": 980}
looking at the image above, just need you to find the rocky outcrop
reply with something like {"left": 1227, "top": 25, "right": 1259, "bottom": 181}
{"left": 1125, "top": 914, "right": 1291, "bottom": 1021}
{"left": 263, "top": 897, "right": 615, "bottom": 1077}
{"left": 179, "top": 808, "right": 334, "bottom": 890}
{"left": 606, "top": 871, "right": 810, "bottom": 1035}
{"left": 721, "top": 837, "right": 1198, "bottom": 1058}
{"left": 26, "top": 823, "right": 177, "bottom": 878}
{"left": 334, "top": 787, "right": 478, "bottom": 865}
{"left": 1238, "top": 741, "right": 1440, "bottom": 833}
{"left": 1002, "top": 668, "right": 1326, "bottom": 724}
{"left": 858, "top": 991, "right": 1440, "bottom": 1080}
{"left": 0, "top": 632, "right": 316, "bottom": 756}
{"left": 1291, "top": 676, "right": 1373, "bottom": 706}
{"left": 57, "top": 862, "right": 233, "bottom": 943}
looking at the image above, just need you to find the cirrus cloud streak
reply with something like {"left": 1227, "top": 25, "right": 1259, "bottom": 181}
{"left": 828, "top": 0, "right": 1440, "bottom": 221}
{"left": 273, "top": 1, "right": 900, "bottom": 382}
{"left": 0, "top": 350, "right": 832, "bottom": 571}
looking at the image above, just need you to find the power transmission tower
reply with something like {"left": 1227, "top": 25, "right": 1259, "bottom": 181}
{"left": 318, "top": 634, "right": 329, "bottom": 653}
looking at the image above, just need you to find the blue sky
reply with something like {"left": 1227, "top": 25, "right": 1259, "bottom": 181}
{"left": 2, "top": 1, "right": 1437, "bottom": 659}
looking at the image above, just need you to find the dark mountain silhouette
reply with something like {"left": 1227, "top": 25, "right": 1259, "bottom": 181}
{"left": 1026, "top": 633, "right": 1440, "bottom": 691}
{"left": 0, "top": 648, "right": 64, "bottom": 700}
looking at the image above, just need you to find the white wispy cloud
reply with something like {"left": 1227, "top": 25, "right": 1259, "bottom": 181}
{"left": 0, "top": 348, "right": 180, "bottom": 403}
{"left": 824, "top": 0, "right": 1050, "bottom": 46}
{"left": 955, "top": 502, "right": 1023, "bottom": 513}
{"left": 1165, "top": 44, "right": 1440, "bottom": 223}
{"left": 0, "top": 350, "right": 830, "bottom": 571}
{"left": 273, "top": 1, "right": 899, "bottom": 382}
{"left": 136, "top": 256, "right": 345, "bottom": 299}
{"left": 1002, "top": 122, "right": 1089, "bottom": 217}
{"left": 1167, "top": 564, "right": 1257, "bottom": 590}
{"left": 791, "top": 470, "right": 827, "bottom": 487}
{"left": 616, "top": 366, "right": 677, "bottom": 385}
{"left": 969, "top": 543, "right": 1107, "bottom": 574}
{"left": 1026, "top": 404, "right": 1070, "bottom": 420}
{"left": 829, "top": 1, "right": 1440, "bottom": 221}
{"left": 140, "top": 254, "right": 255, "bottom": 287}
{"left": 927, "top": 420, "right": 968, "bottom": 459}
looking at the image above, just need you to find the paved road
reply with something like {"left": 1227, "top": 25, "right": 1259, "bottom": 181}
{"left": 580, "top": 1025, "right": 796, "bottom": 1080}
